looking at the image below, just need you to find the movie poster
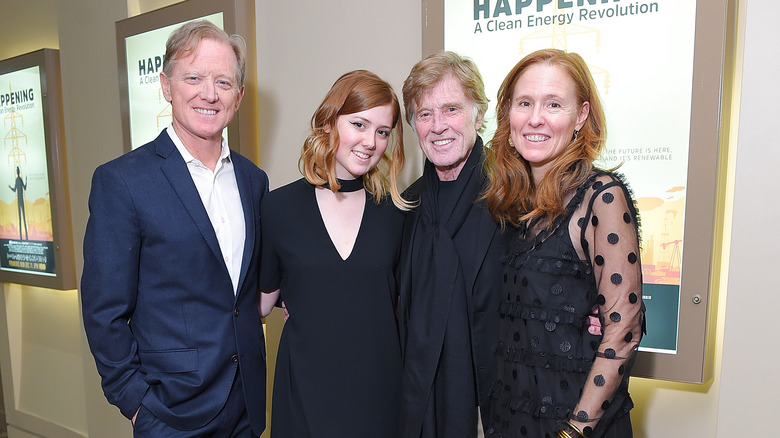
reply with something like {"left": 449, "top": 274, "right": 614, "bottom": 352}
{"left": 0, "top": 65, "right": 56, "bottom": 276}
{"left": 444, "top": 0, "right": 696, "bottom": 353}
{"left": 124, "top": 12, "right": 224, "bottom": 149}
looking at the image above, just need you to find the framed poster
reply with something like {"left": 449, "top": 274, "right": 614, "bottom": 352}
{"left": 426, "top": 0, "right": 729, "bottom": 383}
{"left": 116, "top": 0, "right": 258, "bottom": 160}
{"left": 0, "top": 49, "right": 76, "bottom": 290}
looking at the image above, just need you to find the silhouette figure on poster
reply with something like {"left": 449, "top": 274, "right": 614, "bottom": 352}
{"left": 9, "top": 166, "right": 28, "bottom": 240}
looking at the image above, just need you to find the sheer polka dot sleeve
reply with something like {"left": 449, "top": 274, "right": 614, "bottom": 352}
{"left": 573, "top": 174, "right": 644, "bottom": 435}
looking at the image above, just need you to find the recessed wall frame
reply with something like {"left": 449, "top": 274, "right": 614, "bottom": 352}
{"left": 423, "top": 0, "right": 730, "bottom": 383}
{"left": 0, "top": 48, "right": 76, "bottom": 290}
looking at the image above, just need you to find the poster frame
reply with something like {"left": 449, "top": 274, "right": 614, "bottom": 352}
{"left": 0, "top": 48, "right": 77, "bottom": 290}
{"left": 423, "top": 0, "right": 729, "bottom": 383}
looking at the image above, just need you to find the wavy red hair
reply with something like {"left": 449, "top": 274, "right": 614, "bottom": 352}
{"left": 299, "top": 70, "right": 409, "bottom": 209}
{"left": 483, "top": 49, "right": 606, "bottom": 228}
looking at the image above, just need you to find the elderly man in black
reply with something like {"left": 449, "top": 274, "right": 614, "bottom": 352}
{"left": 397, "top": 51, "right": 502, "bottom": 438}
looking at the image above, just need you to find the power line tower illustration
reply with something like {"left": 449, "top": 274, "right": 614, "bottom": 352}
{"left": 4, "top": 85, "right": 29, "bottom": 240}
{"left": 156, "top": 87, "right": 172, "bottom": 130}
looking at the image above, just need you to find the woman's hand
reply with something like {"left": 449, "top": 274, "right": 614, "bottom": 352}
{"left": 258, "top": 289, "right": 281, "bottom": 317}
{"left": 587, "top": 305, "right": 601, "bottom": 336}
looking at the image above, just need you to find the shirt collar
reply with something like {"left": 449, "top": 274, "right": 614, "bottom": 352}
{"left": 166, "top": 124, "right": 232, "bottom": 165}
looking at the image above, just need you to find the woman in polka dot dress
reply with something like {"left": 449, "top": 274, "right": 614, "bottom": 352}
{"left": 481, "top": 49, "right": 645, "bottom": 438}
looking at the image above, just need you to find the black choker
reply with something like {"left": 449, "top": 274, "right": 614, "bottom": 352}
{"left": 324, "top": 178, "right": 364, "bottom": 192}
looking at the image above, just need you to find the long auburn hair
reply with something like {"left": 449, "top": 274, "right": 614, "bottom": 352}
{"left": 299, "top": 70, "right": 410, "bottom": 209}
{"left": 483, "top": 49, "right": 606, "bottom": 228}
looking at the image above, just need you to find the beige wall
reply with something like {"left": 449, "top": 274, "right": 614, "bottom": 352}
{"left": 0, "top": 0, "right": 775, "bottom": 437}
{"left": 717, "top": 0, "right": 780, "bottom": 434}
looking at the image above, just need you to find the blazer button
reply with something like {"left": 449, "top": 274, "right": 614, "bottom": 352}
{"left": 234, "top": 308, "right": 239, "bottom": 316}
{"left": 230, "top": 354, "right": 239, "bottom": 363}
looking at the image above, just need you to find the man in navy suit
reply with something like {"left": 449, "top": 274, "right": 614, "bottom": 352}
{"left": 81, "top": 20, "right": 267, "bottom": 437}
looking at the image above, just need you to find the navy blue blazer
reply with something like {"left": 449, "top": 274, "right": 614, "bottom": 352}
{"left": 81, "top": 130, "right": 268, "bottom": 434}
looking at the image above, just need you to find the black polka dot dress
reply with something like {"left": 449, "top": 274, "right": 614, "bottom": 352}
{"left": 486, "top": 171, "right": 644, "bottom": 438}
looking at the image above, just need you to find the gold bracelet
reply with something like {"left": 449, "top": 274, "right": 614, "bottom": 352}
{"left": 557, "top": 430, "right": 574, "bottom": 438}
{"left": 566, "top": 420, "right": 586, "bottom": 437}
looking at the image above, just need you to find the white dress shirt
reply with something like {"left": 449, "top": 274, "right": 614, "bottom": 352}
{"left": 167, "top": 126, "right": 246, "bottom": 295}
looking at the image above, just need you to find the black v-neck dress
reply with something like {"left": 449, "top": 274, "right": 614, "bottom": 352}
{"left": 259, "top": 178, "right": 404, "bottom": 437}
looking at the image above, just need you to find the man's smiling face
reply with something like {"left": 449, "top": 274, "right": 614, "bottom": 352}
{"left": 412, "top": 74, "right": 483, "bottom": 181}
{"left": 161, "top": 37, "right": 244, "bottom": 147}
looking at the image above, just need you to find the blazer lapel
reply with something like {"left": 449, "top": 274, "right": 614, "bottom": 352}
{"left": 156, "top": 133, "right": 224, "bottom": 265}
{"left": 232, "top": 155, "right": 255, "bottom": 300}
{"left": 470, "top": 205, "right": 498, "bottom": 290}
